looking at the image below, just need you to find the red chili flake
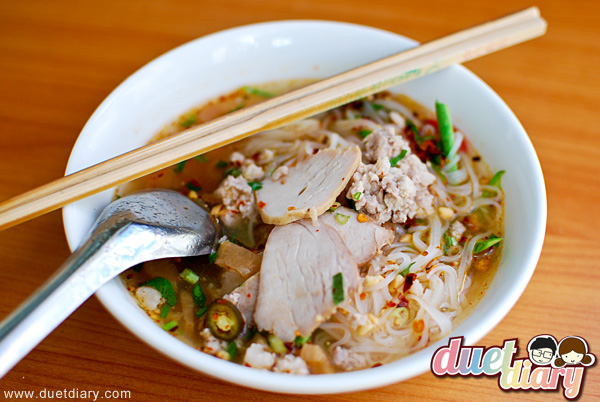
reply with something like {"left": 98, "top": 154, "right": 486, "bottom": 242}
{"left": 359, "top": 292, "right": 367, "bottom": 301}
{"left": 312, "top": 149, "right": 318, "bottom": 154}
{"left": 239, "top": 200, "right": 246, "bottom": 206}
{"left": 403, "top": 273, "right": 416, "bottom": 293}
{"left": 231, "top": 210, "right": 239, "bottom": 214}
{"left": 412, "top": 319, "right": 425, "bottom": 333}
{"left": 287, "top": 206, "right": 296, "bottom": 211}
{"left": 371, "top": 363, "right": 383, "bottom": 368}
{"left": 247, "top": 294, "right": 252, "bottom": 298}
{"left": 258, "top": 201, "right": 266, "bottom": 209}
{"left": 386, "top": 301, "right": 397, "bottom": 308}
{"left": 341, "top": 177, "right": 345, "bottom": 181}
{"left": 157, "top": 172, "right": 165, "bottom": 178}
{"left": 252, "top": 152, "right": 260, "bottom": 161}
{"left": 422, "top": 251, "right": 428, "bottom": 256}
{"left": 212, "top": 313, "right": 219, "bottom": 320}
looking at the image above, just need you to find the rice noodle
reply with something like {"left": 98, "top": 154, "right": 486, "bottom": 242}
{"left": 217, "top": 92, "right": 503, "bottom": 369}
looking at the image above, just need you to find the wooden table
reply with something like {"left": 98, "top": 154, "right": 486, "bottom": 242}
{"left": 0, "top": 1, "right": 598, "bottom": 401}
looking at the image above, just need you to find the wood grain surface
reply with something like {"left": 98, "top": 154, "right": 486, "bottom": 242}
{"left": 0, "top": 1, "right": 598, "bottom": 401}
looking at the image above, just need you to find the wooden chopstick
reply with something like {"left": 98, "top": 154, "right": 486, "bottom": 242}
{"left": 0, "top": 8, "right": 546, "bottom": 231}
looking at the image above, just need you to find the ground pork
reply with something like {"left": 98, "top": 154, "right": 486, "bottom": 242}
{"left": 135, "top": 286, "right": 163, "bottom": 311}
{"left": 332, "top": 346, "right": 369, "bottom": 371}
{"left": 273, "top": 355, "right": 310, "bottom": 375}
{"left": 214, "top": 175, "right": 257, "bottom": 226}
{"left": 450, "top": 220, "right": 466, "bottom": 240}
{"left": 348, "top": 125, "right": 436, "bottom": 224}
{"left": 363, "top": 126, "right": 410, "bottom": 163}
{"left": 348, "top": 155, "right": 435, "bottom": 224}
{"left": 199, "top": 328, "right": 226, "bottom": 356}
{"left": 229, "top": 151, "right": 265, "bottom": 181}
{"left": 243, "top": 343, "right": 276, "bottom": 370}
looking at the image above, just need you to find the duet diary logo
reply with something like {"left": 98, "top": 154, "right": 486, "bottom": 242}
{"left": 430, "top": 335, "right": 595, "bottom": 400}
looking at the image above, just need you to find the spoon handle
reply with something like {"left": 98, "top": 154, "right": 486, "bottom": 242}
{"left": 0, "top": 223, "right": 148, "bottom": 377}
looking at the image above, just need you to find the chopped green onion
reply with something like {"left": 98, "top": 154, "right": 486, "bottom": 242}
{"left": 160, "top": 303, "right": 171, "bottom": 319}
{"left": 173, "top": 160, "right": 187, "bottom": 174}
{"left": 243, "top": 327, "right": 258, "bottom": 341}
{"left": 228, "top": 104, "right": 245, "bottom": 113}
{"left": 346, "top": 198, "right": 357, "bottom": 211}
{"left": 372, "top": 103, "right": 384, "bottom": 111}
{"left": 358, "top": 129, "right": 372, "bottom": 139}
{"left": 407, "top": 119, "right": 435, "bottom": 145}
{"left": 473, "top": 235, "right": 503, "bottom": 254}
{"left": 114, "top": 195, "right": 121, "bottom": 200}
{"left": 209, "top": 250, "right": 218, "bottom": 264}
{"left": 162, "top": 321, "right": 178, "bottom": 331}
{"left": 242, "top": 86, "right": 274, "bottom": 98}
{"left": 226, "top": 342, "right": 238, "bottom": 359}
{"left": 430, "top": 163, "right": 448, "bottom": 185}
{"left": 328, "top": 202, "right": 341, "bottom": 212}
{"left": 248, "top": 181, "right": 263, "bottom": 191}
{"left": 216, "top": 160, "right": 228, "bottom": 169}
{"left": 334, "top": 213, "right": 350, "bottom": 225}
{"left": 141, "top": 277, "right": 177, "bottom": 305}
{"left": 294, "top": 335, "right": 311, "bottom": 348}
{"left": 180, "top": 268, "right": 200, "bottom": 285}
{"left": 223, "top": 167, "right": 242, "bottom": 178}
{"left": 186, "top": 180, "right": 202, "bottom": 192}
{"left": 196, "top": 305, "right": 208, "bottom": 318}
{"left": 442, "top": 231, "right": 458, "bottom": 255}
{"left": 353, "top": 192, "right": 362, "bottom": 201}
{"left": 180, "top": 114, "right": 197, "bottom": 128}
{"left": 390, "top": 149, "right": 408, "bottom": 167}
{"left": 489, "top": 170, "right": 506, "bottom": 188}
{"left": 267, "top": 334, "right": 287, "bottom": 354}
{"left": 194, "top": 154, "right": 208, "bottom": 163}
{"left": 436, "top": 101, "right": 454, "bottom": 158}
{"left": 388, "top": 307, "right": 409, "bottom": 327}
{"left": 332, "top": 272, "right": 344, "bottom": 305}
{"left": 400, "top": 262, "right": 415, "bottom": 277}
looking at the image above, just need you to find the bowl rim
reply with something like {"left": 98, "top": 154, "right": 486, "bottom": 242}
{"left": 63, "top": 19, "right": 547, "bottom": 394}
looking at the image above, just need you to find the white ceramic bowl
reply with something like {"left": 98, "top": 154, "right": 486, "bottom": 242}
{"left": 63, "top": 21, "right": 546, "bottom": 394}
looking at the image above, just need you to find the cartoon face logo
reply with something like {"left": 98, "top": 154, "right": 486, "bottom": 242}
{"left": 527, "top": 335, "right": 557, "bottom": 366}
{"left": 553, "top": 336, "right": 596, "bottom": 368}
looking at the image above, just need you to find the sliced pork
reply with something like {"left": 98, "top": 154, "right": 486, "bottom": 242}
{"left": 254, "top": 220, "right": 360, "bottom": 342}
{"left": 256, "top": 146, "right": 361, "bottom": 225}
{"left": 319, "top": 206, "right": 394, "bottom": 266}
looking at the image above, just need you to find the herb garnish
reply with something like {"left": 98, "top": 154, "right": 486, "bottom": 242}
{"left": 400, "top": 262, "right": 415, "bottom": 277}
{"left": 473, "top": 234, "right": 503, "bottom": 254}
{"left": 193, "top": 284, "right": 208, "bottom": 317}
{"left": 186, "top": 180, "right": 202, "bottom": 192}
{"left": 180, "top": 268, "right": 200, "bottom": 285}
{"left": 248, "top": 181, "right": 263, "bottom": 191}
{"left": 180, "top": 114, "right": 197, "bottom": 128}
{"left": 334, "top": 213, "right": 350, "bottom": 225}
{"left": 216, "top": 160, "right": 228, "bottom": 169}
{"left": 390, "top": 149, "right": 408, "bottom": 167}
{"left": 332, "top": 272, "right": 344, "bottom": 305}
{"left": 173, "top": 160, "right": 187, "bottom": 174}
{"left": 358, "top": 129, "right": 372, "bottom": 139}
{"left": 223, "top": 167, "right": 242, "bottom": 178}
{"left": 242, "top": 86, "right": 274, "bottom": 98}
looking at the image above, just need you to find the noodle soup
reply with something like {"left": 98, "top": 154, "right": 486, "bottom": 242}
{"left": 119, "top": 83, "right": 503, "bottom": 374}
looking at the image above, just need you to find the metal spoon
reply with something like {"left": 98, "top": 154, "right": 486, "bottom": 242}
{"left": 0, "top": 189, "right": 216, "bottom": 377}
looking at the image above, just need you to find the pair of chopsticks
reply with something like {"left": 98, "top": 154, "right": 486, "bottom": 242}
{"left": 0, "top": 7, "right": 546, "bottom": 231}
